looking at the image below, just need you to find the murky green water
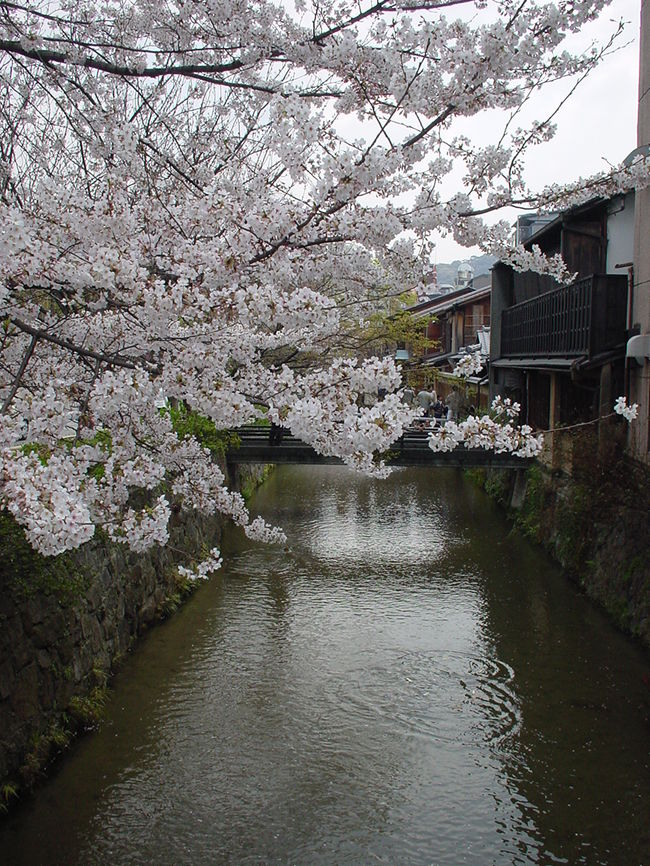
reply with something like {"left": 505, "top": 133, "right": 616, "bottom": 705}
{"left": 1, "top": 466, "right": 649, "bottom": 866}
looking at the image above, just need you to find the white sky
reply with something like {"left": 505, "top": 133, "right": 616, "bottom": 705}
{"left": 434, "top": 0, "right": 641, "bottom": 262}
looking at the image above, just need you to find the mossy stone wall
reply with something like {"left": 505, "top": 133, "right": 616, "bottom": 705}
{"left": 0, "top": 508, "right": 222, "bottom": 798}
{"left": 0, "top": 463, "right": 270, "bottom": 804}
{"left": 474, "top": 447, "right": 650, "bottom": 649}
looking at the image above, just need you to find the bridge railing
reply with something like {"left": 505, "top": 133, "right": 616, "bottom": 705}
{"left": 226, "top": 424, "right": 532, "bottom": 469}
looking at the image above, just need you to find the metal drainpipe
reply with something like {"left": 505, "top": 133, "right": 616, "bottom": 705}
{"left": 615, "top": 261, "right": 634, "bottom": 399}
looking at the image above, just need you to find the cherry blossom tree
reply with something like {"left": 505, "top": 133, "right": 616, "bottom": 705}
{"left": 0, "top": 0, "right": 647, "bottom": 567}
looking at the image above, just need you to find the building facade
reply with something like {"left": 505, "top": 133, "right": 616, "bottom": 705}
{"left": 490, "top": 194, "right": 634, "bottom": 437}
{"left": 628, "top": 0, "right": 650, "bottom": 464}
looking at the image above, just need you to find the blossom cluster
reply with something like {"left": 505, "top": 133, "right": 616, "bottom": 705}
{"left": 428, "top": 398, "right": 544, "bottom": 459}
{"left": 452, "top": 352, "right": 484, "bottom": 379}
{"left": 177, "top": 548, "right": 224, "bottom": 582}
{"left": 614, "top": 396, "right": 639, "bottom": 422}
{"left": 490, "top": 396, "right": 522, "bottom": 420}
{"left": 0, "top": 0, "right": 646, "bottom": 577}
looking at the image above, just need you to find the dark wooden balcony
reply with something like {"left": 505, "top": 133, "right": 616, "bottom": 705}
{"left": 500, "top": 274, "right": 627, "bottom": 359}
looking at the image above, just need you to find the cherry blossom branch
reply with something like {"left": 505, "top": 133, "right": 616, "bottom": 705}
{"left": 0, "top": 332, "right": 37, "bottom": 414}
{"left": 0, "top": 0, "right": 644, "bottom": 567}
{"left": 9, "top": 318, "right": 148, "bottom": 371}
{"left": 0, "top": 38, "right": 253, "bottom": 79}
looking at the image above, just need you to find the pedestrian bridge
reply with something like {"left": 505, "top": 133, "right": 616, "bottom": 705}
{"left": 227, "top": 426, "right": 533, "bottom": 469}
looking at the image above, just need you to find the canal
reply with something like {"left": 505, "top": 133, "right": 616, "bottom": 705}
{"left": 1, "top": 466, "right": 649, "bottom": 865}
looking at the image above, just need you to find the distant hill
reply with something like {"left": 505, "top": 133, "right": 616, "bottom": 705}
{"left": 435, "top": 254, "right": 496, "bottom": 287}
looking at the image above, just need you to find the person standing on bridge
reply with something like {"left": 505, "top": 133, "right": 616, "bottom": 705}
{"left": 269, "top": 421, "right": 284, "bottom": 446}
{"left": 417, "top": 389, "right": 436, "bottom": 415}
{"left": 445, "top": 387, "right": 462, "bottom": 421}
{"left": 402, "top": 385, "right": 415, "bottom": 407}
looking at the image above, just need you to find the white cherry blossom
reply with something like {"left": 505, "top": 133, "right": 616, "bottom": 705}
{"left": 452, "top": 352, "right": 483, "bottom": 379}
{"left": 0, "top": 1, "right": 645, "bottom": 575}
{"left": 614, "top": 396, "right": 639, "bottom": 422}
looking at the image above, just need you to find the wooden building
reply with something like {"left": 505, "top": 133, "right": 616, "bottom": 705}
{"left": 410, "top": 282, "right": 491, "bottom": 365}
{"left": 490, "top": 193, "right": 634, "bottom": 445}
{"left": 406, "top": 281, "right": 491, "bottom": 410}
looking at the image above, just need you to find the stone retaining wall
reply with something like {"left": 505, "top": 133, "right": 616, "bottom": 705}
{"left": 0, "top": 464, "right": 270, "bottom": 800}
{"left": 476, "top": 442, "right": 650, "bottom": 650}
{"left": 0, "top": 509, "right": 222, "bottom": 794}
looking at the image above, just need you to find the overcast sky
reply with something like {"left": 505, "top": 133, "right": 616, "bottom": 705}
{"left": 434, "top": 0, "right": 641, "bottom": 262}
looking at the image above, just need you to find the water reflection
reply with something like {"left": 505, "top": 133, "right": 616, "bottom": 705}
{"left": 1, "top": 466, "right": 648, "bottom": 866}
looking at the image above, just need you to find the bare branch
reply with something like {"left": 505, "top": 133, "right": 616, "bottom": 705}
{"left": 9, "top": 318, "right": 147, "bottom": 371}
{"left": 0, "top": 332, "right": 38, "bottom": 413}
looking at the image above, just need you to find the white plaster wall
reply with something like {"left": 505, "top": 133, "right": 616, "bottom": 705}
{"left": 606, "top": 192, "right": 635, "bottom": 273}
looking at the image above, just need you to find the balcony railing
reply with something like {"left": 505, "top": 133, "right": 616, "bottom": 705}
{"left": 500, "top": 274, "right": 627, "bottom": 359}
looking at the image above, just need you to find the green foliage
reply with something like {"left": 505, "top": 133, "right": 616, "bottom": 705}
{"left": 161, "top": 591, "right": 183, "bottom": 617}
{"left": 251, "top": 405, "right": 270, "bottom": 426}
{"left": 0, "top": 782, "right": 18, "bottom": 813}
{"left": 160, "top": 565, "right": 207, "bottom": 617}
{"left": 0, "top": 512, "right": 90, "bottom": 603}
{"left": 484, "top": 469, "right": 513, "bottom": 507}
{"left": 91, "top": 661, "right": 109, "bottom": 688}
{"left": 367, "top": 304, "right": 438, "bottom": 358}
{"left": 19, "top": 442, "right": 51, "bottom": 464}
{"left": 475, "top": 465, "right": 550, "bottom": 543}
{"left": 512, "top": 465, "right": 547, "bottom": 541}
{"left": 240, "top": 464, "right": 274, "bottom": 502}
{"left": 88, "top": 429, "right": 113, "bottom": 450}
{"left": 337, "top": 288, "right": 437, "bottom": 360}
{"left": 552, "top": 483, "right": 591, "bottom": 572}
{"left": 53, "top": 663, "right": 74, "bottom": 681}
{"left": 19, "top": 721, "right": 73, "bottom": 789}
{"left": 80, "top": 430, "right": 113, "bottom": 482}
{"left": 21, "top": 429, "right": 113, "bottom": 486}
{"left": 464, "top": 468, "right": 487, "bottom": 486}
{"left": 166, "top": 404, "right": 240, "bottom": 456}
{"left": 67, "top": 686, "right": 108, "bottom": 729}
{"left": 48, "top": 726, "right": 72, "bottom": 750}
{"left": 59, "top": 428, "right": 113, "bottom": 453}
{"left": 87, "top": 461, "right": 106, "bottom": 482}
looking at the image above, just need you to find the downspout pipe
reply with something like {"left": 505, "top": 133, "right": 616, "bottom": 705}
{"left": 615, "top": 261, "right": 634, "bottom": 399}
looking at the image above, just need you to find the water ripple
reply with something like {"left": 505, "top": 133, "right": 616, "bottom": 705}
{"left": 334, "top": 648, "right": 521, "bottom": 748}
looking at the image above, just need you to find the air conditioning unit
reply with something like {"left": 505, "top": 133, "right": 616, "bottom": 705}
{"left": 626, "top": 334, "right": 650, "bottom": 365}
